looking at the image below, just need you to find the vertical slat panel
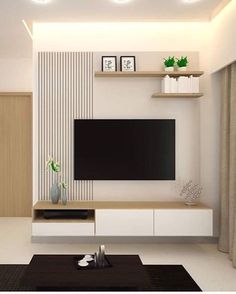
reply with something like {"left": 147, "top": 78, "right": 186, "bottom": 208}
{"left": 38, "top": 52, "right": 42, "bottom": 200}
{"left": 38, "top": 52, "right": 94, "bottom": 201}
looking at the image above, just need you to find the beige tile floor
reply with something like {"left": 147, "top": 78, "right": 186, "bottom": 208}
{"left": 0, "top": 218, "right": 236, "bottom": 291}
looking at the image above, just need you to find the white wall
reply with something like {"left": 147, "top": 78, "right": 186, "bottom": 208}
{"left": 0, "top": 58, "right": 32, "bottom": 91}
{"left": 33, "top": 22, "right": 210, "bottom": 52}
{"left": 210, "top": 0, "right": 236, "bottom": 72}
{"left": 199, "top": 0, "right": 236, "bottom": 236}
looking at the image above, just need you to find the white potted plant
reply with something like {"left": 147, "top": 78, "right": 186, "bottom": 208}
{"left": 163, "top": 56, "right": 175, "bottom": 72}
{"left": 176, "top": 56, "right": 189, "bottom": 71}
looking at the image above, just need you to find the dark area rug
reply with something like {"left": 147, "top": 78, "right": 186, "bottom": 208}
{"left": 0, "top": 264, "right": 201, "bottom": 292}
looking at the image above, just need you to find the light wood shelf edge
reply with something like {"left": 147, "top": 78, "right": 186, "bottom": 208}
{"left": 33, "top": 201, "right": 210, "bottom": 210}
{"left": 0, "top": 92, "right": 32, "bottom": 96}
{"left": 95, "top": 71, "right": 204, "bottom": 78}
{"left": 152, "top": 93, "right": 204, "bottom": 98}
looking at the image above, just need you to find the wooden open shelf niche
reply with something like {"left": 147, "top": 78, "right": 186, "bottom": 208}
{"left": 33, "top": 204, "right": 95, "bottom": 224}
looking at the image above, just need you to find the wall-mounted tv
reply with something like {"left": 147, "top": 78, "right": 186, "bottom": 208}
{"left": 74, "top": 119, "right": 175, "bottom": 180}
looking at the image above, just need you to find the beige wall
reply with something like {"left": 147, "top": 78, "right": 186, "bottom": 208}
{"left": 33, "top": 22, "right": 210, "bottom": 52}
{"left": 199, "top": 0, "right": 236, "bottom": 235}
{"left": 210, "top": 0, "right": 236, "bottom": 72}
{"left": 0, "top": 58, "right": 32, "bottom": 91}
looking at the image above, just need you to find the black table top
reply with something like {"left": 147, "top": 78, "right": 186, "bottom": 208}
{"left": 22, "top": 254, "right": 152, "bottom": 290}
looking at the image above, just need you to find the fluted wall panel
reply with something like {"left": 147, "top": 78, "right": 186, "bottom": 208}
{"left": 38, "top": 52, "right": 93, "bottom": 201}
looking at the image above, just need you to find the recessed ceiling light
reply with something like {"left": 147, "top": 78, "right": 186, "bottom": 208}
{"left": 113, "top": 0, "right": 132, "bottom": 4}
{"left": 32, "top": 0, "right": 51, "bottom": 4}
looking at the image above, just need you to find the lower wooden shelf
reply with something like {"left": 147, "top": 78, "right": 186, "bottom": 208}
{"left": 33, "top": 201, "right": 209, "bottom": 210}
{"left": 152, "top": 93, "right": 203, "bottom": 98}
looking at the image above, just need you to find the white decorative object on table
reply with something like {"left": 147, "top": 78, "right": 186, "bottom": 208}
{"left": 77, "top": 254, "right": 94, "bottom": 267}
{"left": 94, "top": 245, "right": 106, "bottom": 268}
{"left": 78, "top": 260, "right": 89, "bottom": 267}
{"left": 83, "top": 255, "right": 94, "bottom": 262}
{"left": 180, "top": 180, "right": 202, "bottom": 205}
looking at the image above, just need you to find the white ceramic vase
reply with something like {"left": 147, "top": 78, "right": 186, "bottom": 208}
{"left": 61, "top": 191, "right": 67, "bottom": 205}
{"left": 50, "top": 183, "right": 61, "bottom": 204}
{"left": 164, "top": 66, "right": 174, "bottom": 72}
{"left": 177, "top": 66, "right": 187, "bottom": 71}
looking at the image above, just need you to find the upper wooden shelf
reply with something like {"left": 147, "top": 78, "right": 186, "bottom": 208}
{"left": 95, "top": 71, "right": 204, "bottom": 78}
{"left": 33, "top": 201, "right": 210, "bottom": 210}
{"left": 152, "top": 93, "right": 204, "bottom": 98}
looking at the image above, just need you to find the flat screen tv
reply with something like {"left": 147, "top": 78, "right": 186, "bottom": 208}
{"left": 74, "top": 119, "right": 175, "bottom": 180}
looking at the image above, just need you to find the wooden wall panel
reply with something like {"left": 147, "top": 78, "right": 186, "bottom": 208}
{"left": 0, "top": 94, "right": 32, "bottom": 216}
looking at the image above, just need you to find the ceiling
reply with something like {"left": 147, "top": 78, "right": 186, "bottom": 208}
{"left": 0, "top": 0, "right": 230, "bottom": 58}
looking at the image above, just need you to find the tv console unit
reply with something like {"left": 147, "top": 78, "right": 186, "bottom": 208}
{"left": 32, "top": 201, "right": 213, "bottom": 237}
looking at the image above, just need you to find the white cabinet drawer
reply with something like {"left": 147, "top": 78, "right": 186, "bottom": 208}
{"left": 154, "top": 209, "right": 213, "bottom": 236}
{"left": 96, "top": 209, "right": 154, "bottom": 236}
{"left": 32, "top": 222, "right": 95, "bottom": 236}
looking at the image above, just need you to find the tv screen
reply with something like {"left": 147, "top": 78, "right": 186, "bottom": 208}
{"left": 74, "top": 119, "right": 175, "bottom": 180}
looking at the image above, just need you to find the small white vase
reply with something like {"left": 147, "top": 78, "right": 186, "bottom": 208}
{"left": 177, "top": 67, "right": 187, "bottom": 71}
{"left": 164, "top": 67, "right": 174, "bottom": 72}
{"left": 61, "top": 191, "right": 67, "bottom": 205}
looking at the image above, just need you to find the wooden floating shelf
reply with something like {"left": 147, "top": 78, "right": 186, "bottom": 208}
{"left": 33, "top": 201, "right": 209, "bottom": 210}
{"left": 95, "top": 71, "right": 204, "bottom": 78}
{"left": 152, "top": 93, "right": 204, "bottom": 98}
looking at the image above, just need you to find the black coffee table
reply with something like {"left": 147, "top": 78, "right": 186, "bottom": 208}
{"left": 21, "top": 255, "right": 152, "bottom": 291}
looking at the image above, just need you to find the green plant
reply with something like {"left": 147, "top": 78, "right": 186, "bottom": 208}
{"left": 60, "top": 181, "right": 67, "bottom": 190}
{"left": 46, "top": 156, "right": 60, "bottom": 173}
{"left": 163, "top": 56, "right": 175, "bottom": 67}
{"left": 46, "top": 156, "right": 67, "bottom": 188}
{"left": 176, "top": 56, "right": 189, "bottom": 67}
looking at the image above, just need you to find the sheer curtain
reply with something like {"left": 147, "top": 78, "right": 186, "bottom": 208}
{"left": 218, "top": 62, "right": 236, "bottom": 267}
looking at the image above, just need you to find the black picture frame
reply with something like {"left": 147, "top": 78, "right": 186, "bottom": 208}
{"left": 102, "top": 56, "right": 117, "bottom": 72}
{"left": 120, "top": 56, "right": 136, "bottom": 72}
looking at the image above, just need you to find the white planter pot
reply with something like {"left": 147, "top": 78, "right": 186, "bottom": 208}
{"left": 177, "top": 67, "right": 187, "bottom": 71}
{"left": 164, "top": 67, "right": 174, "bottom": 72}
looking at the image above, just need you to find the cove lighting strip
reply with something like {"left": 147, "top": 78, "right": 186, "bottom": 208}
{"left": 22, "top": 20, "right": 33, "bottom": 40}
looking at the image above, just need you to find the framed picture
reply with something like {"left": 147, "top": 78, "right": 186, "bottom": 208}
{"left": 120, "top": 56, "right": 136, "bottom": 72}
{"left": 102, "top": 56, "right": 117, "bottom": 72}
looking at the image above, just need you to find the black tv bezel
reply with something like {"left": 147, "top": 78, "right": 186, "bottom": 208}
{"left": 74, "top": 119, "right": 176, "bottom": 181}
